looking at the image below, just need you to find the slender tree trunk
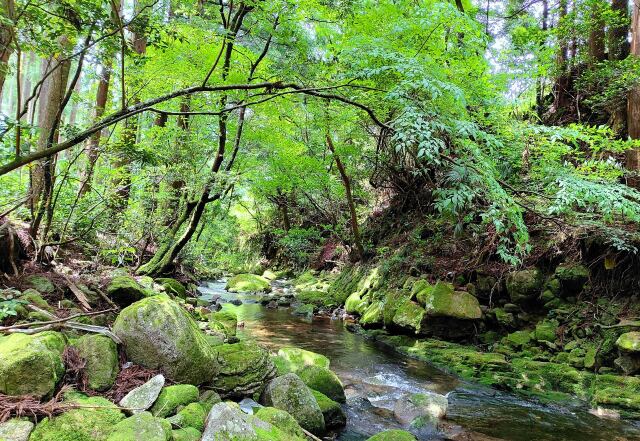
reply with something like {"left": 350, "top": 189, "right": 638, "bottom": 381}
{"left": 588, "top": 1, "right": 606, "bottom": 64}
{"left": 627, "top": 1, "right": 640, "bottom": 186}
{"left": 551, "top": 0, "right": 571, "bottom": 117}
{"left": 536, "top": 0, "right": 549, "bottom": 118}
{"left": 0, "top": 0, "right": 15, "bottom": 97}
{"left": 326, "top": 134, "right": 364, "bottom": 261}
{"left": 164, "top": 99, "right": 188, "bottom": 226}
{"left": 79, "top": 61, "right": 112, "bottom": 197}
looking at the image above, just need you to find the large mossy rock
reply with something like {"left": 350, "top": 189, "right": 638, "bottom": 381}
{"left": 534, "top": 319, "right": 559, "bottom": 343}
{"left": 505, "top": 269, "right": 543, "bottom": 304}
{"left": 113, "top": 295, "right": 218, "bottom": 384}
{"left": 254, "top": 407, "right": 305, "bottom": 439}
{"left": 366, "top": 429, "right": 417, "bottom": 441}
{"left": 107, "top": 275, "right": 151, "bottom": 307}
{"left": 167, "top": 402, "right": 207, "bottom": 431}
{"left": 155, "top": 278, "right": 186, "bottom": 299}
{"left": 213, "top": 341, "right": 276, "bottom": 398}
{"left": 106, "top": 412, "right": 171, "bottom": 441}
{"left": 311, "top": 389, "right": 346, "bottom": 429}
{"left": 25, "top": 275, "right": 56, "bottom": 294}
{"left": 209, "top": 310, "right": 238, "bottom": 337}
{"left": 171, "top": 427, "right": 201, "bottom": 441}
{"left": 393, "top": 392, "right": 447, "bottom": 426}
{"left": 392, "top": 300, "right": 426, "bottom": 334}
{"left": 274, "top": 347, "right": 330, "bottom": 374}
{"left": 226, "top": 274, "right": 271, "bottom": 293}
{"left": 554, "top": 263, "right": 589, "bottom": 296}
{"left": 150, "top": 384, "right": 199, "bottom": 418}
{"left": 0, "top": 331, "right": 65, "bottom": 397}
{"left": 260, "top": 373, "right": 325, "bottom": 435}
{"left": 299, "top": 366, "right": 345, "bottom": 403}
{"left": 415, "top": 281, "right": 481, "bottom": 320}
{"left": 73, "top": 334, "right": 119, "bottom": 391}
{"left": 361, "top": 301, "right": 384, "bottom": 327}
{"left": 616, "top": 332, "right": 640, "bottom": 352}
{"left": 202, "top": 402, "right": 302, "bottom": 441}
{"left": 345, "top": 292, "right": 368, "bottom": 315}
{"left": 30, "top": 392, "right": 125, "bottom": 441}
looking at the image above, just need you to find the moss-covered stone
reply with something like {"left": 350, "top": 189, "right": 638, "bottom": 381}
{"left": 155, "top": 278, "right": 186, "bottom": 299}
{"left": 345, "top": 292, "right": 368, "bottom": 315}
{"left": 275, "top": 347, "right": 330, "bottom": 374}
{"left": 106, "top": 411, "right": 171, "bottom": 441}
{"left": 392, "top": 300, "right": 425, "bottom": 334}
{"left": 171, "top": 427, "right": 201, "bottom": 441}
{"left": 534, "top": 319, "right": 559, "bottom": 343}
{"left": 366, "top": 429, "right": 417, "bottom": 441}
{"left": 310, "top": 389, "right": 346, "bottom": 429}
{"left": 208, "top": 310, "right": 237, "bottom": 337}
{"left": 296, "top": 290, "right": 333, "bottom": 307}
{"left": 262, "top": 270, "right": 278, "bottom": 281}
{"left": 19, "top": 288, "right": 53, "bottom": 311}
{"left": 292, "top": 303, "right": 315, "bottom": 316}
{"left": 25, "top": 275, "right": 55, "bottom": 294}
{"left": 73, "top": 334, "right": 119, "bottom": 391}
{"left": 0, "top": 331, "right": 65, "bottom": 397}
{"left": 505, "top": 269, "right": 543, "bottom": 304}
{"left": 166, "top": 402, "right": 207, "bottom": 431}
{"left": 298, "top": 365, "right": 345, "bottom": 403}
{"left": 506, "top": 330, "right": 532, "bottom": 348}
{"left": 494, "top": 308, "right": 516, "bottom": 328}
{"left": 226, "top": 274, "right": 270, "bottom": 293}
{"left": 361, "top": 301, "right": 384, "bottom": 327}
{"left": 107, "top": 276, "right": 150, "bottom": 307}
{"left": 616, "top": 332, "right": 640, "bottom": 353}
{"left": 393, "top": 392, "right": 447, "bottom": 426}
{"left": 113, "top": 296, "right": 218, "bottom": 384}
{"left": 254, "top": 407, "right": 305, "bottom": 438}
{"left": 417, "top": 281, "right": 481, "bottom": 320}
{"left": 30, "top": 392, "right": 125, "bottom": 441}
{"left": 199, "top": 389, "right": 222, "bottom": 411}
{"left": 260, "top": 373, "right": 325, "bottom": 435}
{"left": 150, "top": 384, "right": 199, "bottom": 418}
{"left": 212, "top": 341, "right": 276, "bottom": 398}
{"left": 554, "top": 264, "right": 589, "bottom": 296}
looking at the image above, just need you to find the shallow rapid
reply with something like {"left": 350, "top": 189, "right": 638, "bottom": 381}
{"left": 198, "top": 279, "right": 640, "bottom": 441}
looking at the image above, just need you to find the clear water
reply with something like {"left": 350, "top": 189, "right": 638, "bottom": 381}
{"left": 198, "top": 280, "right": 640, "bottom": 441}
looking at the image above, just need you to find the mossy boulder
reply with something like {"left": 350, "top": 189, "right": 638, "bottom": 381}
{"left": 113, "top": 295, "right": 218, "bottom": 384}
{"left": 311, "top": 389, "right": 346, "bottom": 429}
{"left": 171, "top": 427, "right": 201, "bottom": 441}
{"left": 554, "top": 263, "right": 589, "bottom": 296}
{"left": 616, "top": 332, "right": 640, "bottom": 353}
{"left": 73, "top": 334, "right": 119, "bottom": 391}
{"left": 361, "top": 301, "right": 384, "bottom": 327}
{"left": 30, "top": 392, "right": 125, "bottom": 441}
{"left": 299, "top": 365, "right": 345, "bottom": 403}
{"left": 293, "top": 303, "right": 315, "bottom": 316}
{"left": 366, "top": 429, "right": 417, "bottom": 441}
{"left": 505, "top": 269, "right": 543, "bottom": 304}
{"left": 107, "top": 276, "right": 151, "bottom": 307}
{"left": 19, "top": 288, "right": 53, "bottom": 311}
{"left": 25, "top": 275, "right": 55, "bottom": 294}
{"left": 494, "top": 308, "right": 516, "bottom": 328}
{"left": 212, "top": 341, "right": 276, "bottom": 398}
{"left": 254, "top": 407, "right": 305, "bottom": 438}
{"left": 534, "top": 319, "right": 559, "bottom": 343}
{"left": 226, "top": 274, "right": 271, "bottom": 293}
{"left": 166, "top": 402, "right": 207, "bottom": 431}
{"left": 393, "top": 392, "right": 448, "bottom": 426}
{"left": 260, "top": 373, "right": 325, "bottom": 435}
{"left": 155, "top": 278, "right": 186, "bottom": 299}
{"left": 150, "top": 384, "right": 199, "bottom": 418}
{"left": 296, "top": 290, "right": 332, "bottom": 307}
{"left": 392, "top": 300, "right": 426, "bottom": 334}
{"left": 0, "top": 331, "right": 65, "bottom": 397}
{"left": 506, "top": 330, "right": 532, "bottom": 348}
{"left": 262, "top": 270, "right": 278, "bottom": 281}
{"left": 208, "top": 310, "right": 237, "bottom": 337}
{"left": 345, "top": 292, "right": 368, "bottom": 315}
{"left": 274, "top": 347, "right": 330, "bottom": 374}
{"left": 106, "top": 411, "right": 171, "bottom": 441}
{"left": 0, "top": 419, "right": 34, "bottom": 441}
{"left": 417, "top": 281, "right": 481, "bottom": 320}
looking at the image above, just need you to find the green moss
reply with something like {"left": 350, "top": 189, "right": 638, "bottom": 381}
{"left": 275, "top": 347, "right": 330, "bottom": 373}
{"left": 310, "top": 389, "right": 346, "bottom": 429}
{"left": 616, "top": 332, "right": 640, "bottom": 352}
{"left": 0, "top": 331, "right": 66, "bottom": 397}
{"left": 73, "top": 334, "right": 119, "bottom": 391}
{"left": 506, "top": 330, "right": 532, "bottom": 348}
{"left": 151, "top": 384, "right": 199, "bottom": 418}
{"left": 106, "top": 411, "right": 171, "bottom": 441}
{"left": 418, "top": 281, "right": 481, "bottom": 319}
{"left": 296, "top": 290, "right": 332, "bottom": 307}
{"left": 298, "top": 366, "right": 345, "bottom": 403}
{"left": 591, "top": 374, "right": 640, "bottom": 412}
{"left": 366, "top": 429, "right": 417, "bottom": 441}
{"left": 213, "top": 341, "right": 275, "bottom": 397}
{"left": 392, "top": 300, "right": 425, "bottom": 334}
{"left": 328, "top": 266, "right": 366, "bottom": 305}
{"left": 226, "top": 274, "right": 270, "bottom": 293}
{"left": 534, "top": 319, "right": 559, "bottom": 343}
{"left": 167, "top": 402, "right": 207, "bottom": 431}
{"left": 505, "top": 269, "right": 543, "bottom": 303}
{"left": 361, "top": 301, "right": 384, "bottom": 327}
{"left": 155, "top": 278, "right": 186, "bottom": 299}
{"left": 30, "top": 392, "right": 124, "bottom": 441}
{"left": 19, "top": 289, "right": 52, "bottom": 311}
{"left": 345, "top": 292, "right": 368, "bottom": 315}
{"left": 254, "top": 407, "right": 305, "bottom": 438}
{"left": 262, "top": 270, "right": 278, "bottom": 281}
{"left": 199, "top": 389, "right": 222, "bottom": 412}
{"left": 554, "top": 264, "right": 589, "bottom": 295}
{"left": 494, "top": 308, "right": 516, "bottom": 328}
{"left": 209, "top": 310, "right": 238, "bottom": 337}
{"left": 171, "top": 427, "right": 201, "bottom": 441}
{"left": 25, "top": 275, "right": 56, "bottom": 294}
{"left": 107, "top": 276, "right": 151, "bottom": 306}
{"left": 292, "top": 304, "right": 315, "bottom": 316}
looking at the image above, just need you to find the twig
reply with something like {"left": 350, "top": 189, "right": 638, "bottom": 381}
{"left": 60, "top": 274, "right": 93, "bottom": 311}
{"left": 301, "top": 428, "right": 323, "bottom": 441}
{"left": 0, "top": 308, "right": 116, "bottom": 331}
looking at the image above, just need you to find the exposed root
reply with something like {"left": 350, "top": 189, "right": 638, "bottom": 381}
{"left": 0, "top": 385, "right": 75, "bottom": 423}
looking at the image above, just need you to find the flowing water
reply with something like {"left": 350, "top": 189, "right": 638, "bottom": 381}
{"left": 198, "top": 280, "right": 640, "bottom": 441}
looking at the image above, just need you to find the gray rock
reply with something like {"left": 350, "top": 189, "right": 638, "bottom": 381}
{"left": 393, "top": 392, "right": 448, "bottom": 426}
{"left": 201, "top": 402, "right": 272, "bottom": 441}
{"left": 0, "top": 419, "right": 34, "bottom": 441}
{"left": 119, "top": 374, "right": 165, "bottom": 414}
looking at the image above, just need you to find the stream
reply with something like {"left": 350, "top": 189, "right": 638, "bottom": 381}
{"left": 198, "top": 279, "right": 640, "bottom": 441}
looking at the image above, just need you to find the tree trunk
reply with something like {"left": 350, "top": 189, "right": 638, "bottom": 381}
{"left": 326, "top": 134, "right": 364, "bottom": 262}
{"left": 588, "top": 1, "right": 606, "bottom": 65}
{"left": 79, "top": 61, "right": 112, "bottom": 198}
{"left": 610, "top": 0, "right": 630, "bottom": 61}
{"left": 551, "top": 0, "right": 571, "bottom": 116}
{"left": 627, "top": 0, "right": 640, "bottom": 187}
{"left": 0, "top": 0, "right": 15, "bottom": 97}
